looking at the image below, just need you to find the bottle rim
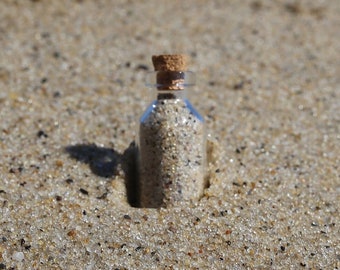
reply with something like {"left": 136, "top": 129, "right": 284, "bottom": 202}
{"left": 145, "top": 71, "right": 196, "bottom": 88}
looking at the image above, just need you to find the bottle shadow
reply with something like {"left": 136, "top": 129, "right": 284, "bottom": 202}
{"left": 64, "top": 142, "right": 139, "bottom": 207}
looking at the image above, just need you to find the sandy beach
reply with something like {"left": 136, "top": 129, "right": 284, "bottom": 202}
{"left": 0, "top": 0, "right": 339, "bottom": 269}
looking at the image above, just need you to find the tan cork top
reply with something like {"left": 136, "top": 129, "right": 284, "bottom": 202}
{"left": 152, "top": 54, "right": 188, "bottom": 71}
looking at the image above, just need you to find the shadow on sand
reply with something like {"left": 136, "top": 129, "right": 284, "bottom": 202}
{"left": 65, "top": 142, "right": 139, "bottom": 207}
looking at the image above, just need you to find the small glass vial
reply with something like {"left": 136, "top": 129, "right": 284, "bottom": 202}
{"left": 138, "top": 55, "right": 206, "bottom": 208}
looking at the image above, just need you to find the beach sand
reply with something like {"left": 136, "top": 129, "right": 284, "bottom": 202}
{"left": 0, "top": 0, "right": 339, "bottom": 269}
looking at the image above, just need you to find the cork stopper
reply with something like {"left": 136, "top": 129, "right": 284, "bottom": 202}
{"left": 152, "top": 54, "right": 188, "bottom": 72}
{"left": 152, "top": 54, "right": 188, "bottom": 90}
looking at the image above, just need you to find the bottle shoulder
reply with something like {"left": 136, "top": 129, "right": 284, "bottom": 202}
{"left": 184, "top": 99, "right": 204, "bottom": 122}
{"left": 140, "top": 98, "right": 204, "bottom": 124}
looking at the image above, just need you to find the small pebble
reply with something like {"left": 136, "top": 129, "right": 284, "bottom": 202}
{"left": 65, "top": 178, "right": 74, "bottom": 184}
{"left": 12, "top": 251, "right": 25, "bottom": 262}
{"left": 40, "top": 77, "right": 48, "bottom": 84}
{"left": 79, "top": 188, "right": 89, "bottom": 195}
{"left": 37, "top": 130, "right": 48, "bottom": 138}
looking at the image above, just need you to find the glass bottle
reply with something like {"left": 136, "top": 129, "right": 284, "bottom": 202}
{"left": 138, "top": 55, "right": 206, "bottom": 208}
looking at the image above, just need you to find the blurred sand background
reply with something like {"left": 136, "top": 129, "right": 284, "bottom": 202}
{"left": 0, "top": 0, "right": 339, "bottom": 269}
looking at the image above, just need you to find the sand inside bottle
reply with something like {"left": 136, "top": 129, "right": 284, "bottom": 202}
{"left": 139, "top": 97, "right": 205, "bottom": 207}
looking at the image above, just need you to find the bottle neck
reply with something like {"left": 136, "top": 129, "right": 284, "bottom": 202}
{"left": 156, "top": 89, "right": 186, "bottom": 100}
{"left": 146, "top": 71, "right": 195, "bottom": 101}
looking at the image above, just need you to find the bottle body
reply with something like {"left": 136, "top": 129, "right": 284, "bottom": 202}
{"left": 139, "top": 89, "right": 205, "bottom": 208}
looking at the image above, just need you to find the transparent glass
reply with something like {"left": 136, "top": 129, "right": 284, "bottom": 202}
{"left": 138, "top": 71, "right": 206, "bottom": 208}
